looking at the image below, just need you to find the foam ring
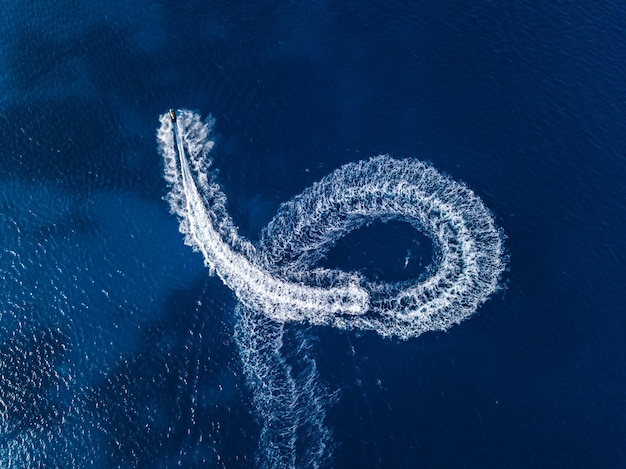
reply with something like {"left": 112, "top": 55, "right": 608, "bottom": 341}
{"left": 159, "top": 110, "right": 505, "bottom": 340}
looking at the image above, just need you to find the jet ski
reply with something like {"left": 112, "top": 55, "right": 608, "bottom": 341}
{"left": 169, "top": 109, "right": 177, "bottom": 122}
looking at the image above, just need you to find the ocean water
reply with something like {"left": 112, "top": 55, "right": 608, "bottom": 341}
{"left": 1, "top": 1, "right": 624, "bottom": 468}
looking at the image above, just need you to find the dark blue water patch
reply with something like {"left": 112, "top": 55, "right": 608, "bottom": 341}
{"left": 1, "top": 15, "right": 182, "bottom": 200}
{"left": 318, "top": 219, "right": 435, "bottom": 283}
{"left": 5, "top": 10, "right": 156, "bottom": 108}
{"left": 85, "top": 278, "right": 258, "bottom": 468}
{"left": 0, "top": 96, "right": 157, "bottom": 196}
{"left": 313, "top": 283, "right": 625, "bottom": 469}
{"left": 230, "top": 192, "right": 283, "bottom": 243}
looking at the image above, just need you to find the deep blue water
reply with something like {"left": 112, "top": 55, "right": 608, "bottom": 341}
{"left": 1, "top": 1, "right": 625, "bottom": 468}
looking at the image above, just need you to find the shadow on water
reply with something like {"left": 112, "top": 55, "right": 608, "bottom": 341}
{"left": 0, "top": 96, "right": 160, "bottom": 197}
{"left": 88, "top": 278, "right": 258, "bottom": 468}
{"left": 1, "top": 23, "right": 173, "bottom": 199}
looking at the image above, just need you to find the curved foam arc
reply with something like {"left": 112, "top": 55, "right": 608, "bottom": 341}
{"left": 255, "top": 155, "right": 505, "bottom": 338}
{"left": 252, "top": 156, "right": 504, "bottom": 338}
{"left": 158, "top": 110, "right": 505, "bottom": 338}
{"left": 158, "top": 110, "right": 369, "bottom": 324}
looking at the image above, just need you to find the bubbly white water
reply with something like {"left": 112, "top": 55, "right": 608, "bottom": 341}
{"left": 159, "top": 110, "right": 505, "bottom": 339}
{"left": 158, "top": 109, "right": 505, "bottom": 467}
{"left": 233, "top": 306, "right": 332, "bottom": 468}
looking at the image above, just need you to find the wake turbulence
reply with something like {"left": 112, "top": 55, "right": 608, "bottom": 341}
{"left": 158, "top": 109, "right": 505, "bottom": 466}
{"left": 159, "top": 109, "right": 504, "bottom": 339}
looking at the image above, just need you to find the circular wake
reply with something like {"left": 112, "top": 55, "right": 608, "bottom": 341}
{"left": 159, "top": 110, "right": 505, "bottom": 340}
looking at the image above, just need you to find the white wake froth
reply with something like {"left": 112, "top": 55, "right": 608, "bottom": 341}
{"left": 233, "top": 306, "right": 331, "bottom": 468}
{"left": 158, "top": 110, "right": 505, "bottom": 340}
{"left": 158, "top": 109, "right": 505, "bottom": 467}
{"left": 159, "top": 111, "right": 369, "bottom": 325}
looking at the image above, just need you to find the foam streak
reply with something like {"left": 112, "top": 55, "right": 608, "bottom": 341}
{"left": 159, "top": 110, "right": 505, "bottom": 340}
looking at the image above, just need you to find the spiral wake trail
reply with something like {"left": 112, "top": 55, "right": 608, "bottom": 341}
{"left": 158, "top": 109, "right": 506, "bottom": 466}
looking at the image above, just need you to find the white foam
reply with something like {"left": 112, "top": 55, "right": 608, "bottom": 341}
{"left": 158, "top": 110, "right": 506, "bottom": 467}
{"left": 158, "top": 110, "right": 505, "bottom": 340}
{"left": 234, "top": 306, "right": 331, "bottom": 468}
